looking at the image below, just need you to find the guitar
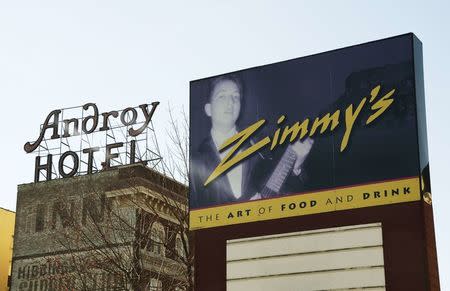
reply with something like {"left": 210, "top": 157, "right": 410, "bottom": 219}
{"left": 251, "top": 138, "right": 313, "bottom": 199}
{"left": 258, "top": 146, "right": 300, "bottom": 199}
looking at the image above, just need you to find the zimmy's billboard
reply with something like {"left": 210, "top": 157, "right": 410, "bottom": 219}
{"left": 189, "top": 33, "right": 429, "bottom": 230}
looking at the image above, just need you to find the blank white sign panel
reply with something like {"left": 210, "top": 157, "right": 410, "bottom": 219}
{"left": 226, "top": 223, "right": 386, "bottom": 291}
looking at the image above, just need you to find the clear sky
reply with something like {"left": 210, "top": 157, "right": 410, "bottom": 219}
{"left": 1, "top": 0, "right": 449, "bottom": 287}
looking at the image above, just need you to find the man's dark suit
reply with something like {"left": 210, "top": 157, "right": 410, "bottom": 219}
{"left": 189, "top": 135, "right": 263, "bottom": 209}
{"left": 189, "top": 134, "right": 321, "bottom": 209}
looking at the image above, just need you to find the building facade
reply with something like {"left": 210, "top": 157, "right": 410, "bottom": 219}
{"left": 10, "top": 164, "right": 190, "bottom": 291}
{"left": 0, "top": 207, "right": 15, "bottom": 291}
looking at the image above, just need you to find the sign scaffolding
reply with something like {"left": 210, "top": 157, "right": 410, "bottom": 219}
{"left": 25, "top": 102, "right": 162, "bottom": 182}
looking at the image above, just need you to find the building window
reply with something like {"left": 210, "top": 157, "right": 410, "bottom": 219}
{"left": 147, "top": 278, "right": 162, "bottom": 291}
{"left": 35, "top": 204, "right": 46, "bottom": 232}
{"left": 150, "top": 222, "right": 165, "bottom": 256}
{"left": 24, "top": 206, "right": 34, "bottom": 234}
{"left": 175, "top": 233, "right": 186, "bottom": 259}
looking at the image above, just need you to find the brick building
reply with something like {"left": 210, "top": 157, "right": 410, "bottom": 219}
{"left": 10, "top": 164, "right": 191, "bottom": 291}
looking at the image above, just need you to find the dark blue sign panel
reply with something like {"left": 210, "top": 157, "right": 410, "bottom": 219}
{"left": 189, "top": 34, "right": 429, "bottom": 230}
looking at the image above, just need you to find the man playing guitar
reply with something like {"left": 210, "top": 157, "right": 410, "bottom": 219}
{"left": 190, "top": 75, "right": 313, "bottom": 208}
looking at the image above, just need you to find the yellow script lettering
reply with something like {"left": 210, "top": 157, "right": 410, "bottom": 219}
{"left": 203, "top": 119, "right": 271, "bottom": 186}
{"left": 340, "top": 98, "right": 366, "bottom": 152}
{"left": 366, "top": 88, "right": 396, "bottom": 124}
{"left": 309, "top": 110, "right": 340, "bottom": 136}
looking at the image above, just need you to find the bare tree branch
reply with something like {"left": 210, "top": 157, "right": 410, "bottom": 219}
{"left": 43, "top": 104, "right": 193, "bottom": 291}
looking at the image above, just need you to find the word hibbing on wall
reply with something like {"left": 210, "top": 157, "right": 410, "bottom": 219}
{"left": 24, "top": 102, "right": 159, "bottom": 182}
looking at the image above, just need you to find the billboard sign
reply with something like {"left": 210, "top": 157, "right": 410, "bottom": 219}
{"left": 189, "top": 33, "right": 429, "bottom": 230}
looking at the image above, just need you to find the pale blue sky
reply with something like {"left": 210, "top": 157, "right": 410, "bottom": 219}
{"left": 1, "top": 0, "right": 449, "bottom": 287}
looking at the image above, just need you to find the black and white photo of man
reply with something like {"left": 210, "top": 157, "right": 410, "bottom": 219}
{"left": 190, "top": 75, "right": 314, "bottom": 209}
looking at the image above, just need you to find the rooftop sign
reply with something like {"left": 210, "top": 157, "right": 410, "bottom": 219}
{"left": 24, "top": 102, "right": 161, "bottom": 182}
